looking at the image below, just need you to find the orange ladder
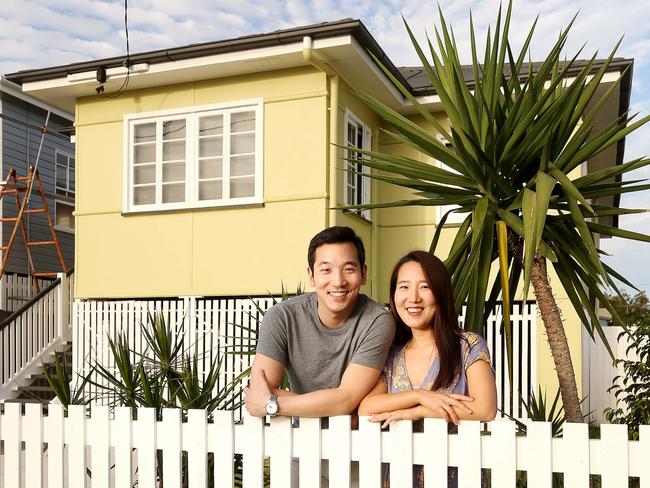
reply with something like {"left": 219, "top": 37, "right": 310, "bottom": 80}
{"left": 0, "top": 166, "right": 67, "bottom": 292}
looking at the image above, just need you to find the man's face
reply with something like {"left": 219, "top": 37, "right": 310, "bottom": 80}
{"left": 308, "top": 242, "right": 367, "bottom": 328}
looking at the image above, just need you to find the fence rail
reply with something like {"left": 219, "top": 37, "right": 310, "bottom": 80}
{"left": 0, "top": 271, "right": 73, "bottom": 399}
{"left": 0, "top": 404, "right": 648, "bottom": 487}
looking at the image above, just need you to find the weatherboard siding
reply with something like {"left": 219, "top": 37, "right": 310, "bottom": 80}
{"left": 0, "top": 92, "right": 74, "bottom": 279}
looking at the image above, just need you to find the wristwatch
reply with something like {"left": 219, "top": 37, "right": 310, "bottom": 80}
{"left": 265, "top": 394, "right": 279, "bottom": 417}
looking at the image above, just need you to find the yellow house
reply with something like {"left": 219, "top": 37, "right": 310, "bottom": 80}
{"left": 6, "top": 19, "right": 633, "bottom": 419}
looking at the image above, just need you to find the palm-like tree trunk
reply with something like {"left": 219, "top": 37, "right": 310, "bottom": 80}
{"left": 531, "top": 255, "right": 584, "bottom": 423}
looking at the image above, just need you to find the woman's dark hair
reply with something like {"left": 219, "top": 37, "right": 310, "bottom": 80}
{"left": 307, "top": 226, "right": 365, "bottom": 271}
{"left": 389, "top": 250, "right": 462, "bottom": 391}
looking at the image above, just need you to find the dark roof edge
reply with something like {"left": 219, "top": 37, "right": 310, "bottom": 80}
{"left": 4, "top": 18, "right": 411, "bottom": 89}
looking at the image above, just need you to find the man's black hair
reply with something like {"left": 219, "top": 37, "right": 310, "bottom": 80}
{"left": 307, "top": 226, "right": 366, "bottom": 271}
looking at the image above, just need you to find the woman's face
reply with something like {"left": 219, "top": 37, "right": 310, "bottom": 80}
{"left": 394, "top": 260, "right": 437, "bottom": 331}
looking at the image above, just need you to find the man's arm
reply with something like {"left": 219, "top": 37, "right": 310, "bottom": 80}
{"left": 245, "top": 357, "right": 381, "bottom": 417}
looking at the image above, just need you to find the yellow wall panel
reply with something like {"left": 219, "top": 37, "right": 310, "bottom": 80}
{"left": 192, "top": 199, "right": 327, "bottom": 296}
{"left": 75, "top": 212, "right": 193, "bottom": 298}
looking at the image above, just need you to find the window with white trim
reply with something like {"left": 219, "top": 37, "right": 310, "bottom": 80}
{"left": 55, "top": 150, "right": 75, "bottom": 231}
{"left": 344, "top": 110, "right": 371, "bottom": 221}
{"left": 124, "top": 100, "right": 263, "bottom": 212}
{"left": 55, "top": 150, "right": 75, "bottom": 198}
{"left": 437, "top": 136, "right": 470, "bottom": 225}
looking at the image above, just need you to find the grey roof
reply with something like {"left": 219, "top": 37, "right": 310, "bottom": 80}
{"left": 398, "top": 58, "right": 634, "bottom": 96}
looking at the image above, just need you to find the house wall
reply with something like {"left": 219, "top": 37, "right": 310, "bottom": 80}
{"left": 74, "top": 66, "right": 337, "bottom": 299}
{"left": 0, "top": 92, "right": 74, "bottom": 280}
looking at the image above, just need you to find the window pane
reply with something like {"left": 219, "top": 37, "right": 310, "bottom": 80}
{"left": 135, "top": 143, "right": 155, "bottom": 164}
{"left": 347, "top": 124, "right": 357, "bottom": 146}
{"left": 199, "top": 158, "right": 222, "bottom": 179}
{"left": 163, "top": 162, "right": 185, "bottom": 182}
{"left": 163, "top": 140, "right": 185, "bottom": 161}
{"left": 199, "top": 115, "right": 223, "bottom": 136}
{"left": 231, "top": 155, "right": 254, "bottom": 176}
{"left": 69, "top": 169, "right": 75, "bottom": 192}
{"left": 347, "top": 185, "right": 355, "bottom": 206}
{"left": 162, "top": 119, "right": 185, "bottom": 140}
{"left": 199, "top": 137, "right": 223, "bottom": 158}
{"left": 231, "top": 111, "right": 255, "bottom": 132}
{"left": 134, "top": 164, "right": 155, "bottom": 185}
{"left": 134, "top": 185, "right": 155, "bottom": 205}
{"left": 230, "top": 176, "right": 254, "bottom": 198}
{"left": 70, "top": 157, "right": 75, "bottom": 169}
{"left": 231, "top": 133, "right": 254, "bottom": 155}
{"left": 199, "top": 180, "right": 222, "bottom": 201}
{"left": 56, "top": 164, "right": 67, "bottom": 188}
{"left": 56, "top": 152, "right": 68, "bottom": 166}
{"left": 56, "top": 202, "right": 74, "bottom": 229}
{"left": 162, "top": 183, "right": 185, "bottom": 203}
{"left": 135, "top": 123, "right": 156, "bottom": 143}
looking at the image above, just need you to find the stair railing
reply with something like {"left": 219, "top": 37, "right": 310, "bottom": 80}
{"left": 0, "top": 268, "right": 74, "bottom": 400}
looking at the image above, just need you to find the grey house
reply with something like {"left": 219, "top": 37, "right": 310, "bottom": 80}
{"left": 0, "top": 76, "right": 75, "bottom": 310}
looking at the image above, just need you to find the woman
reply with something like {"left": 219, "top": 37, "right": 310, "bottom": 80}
{"left": 358, "top": 250, "right": 496, "bottom": 486}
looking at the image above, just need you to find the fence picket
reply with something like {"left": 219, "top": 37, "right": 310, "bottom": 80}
{"left": 455, "top": 421, "right": 482, "bottom": 487}
{"left": 133, "top": 407, "right": 157, "bottom": 488}
{"left": 523, "top": 420, "right": 552, "bottom": 488}
{"left": 389, "top": 419, "right": 413, "bottom": 487}
{"left": 297, "top": 417, "right": 322, "bottom": 487}
{"left": 67, "top": 404, "right": 87, "bottom": 488}
{"left": 327, "top": 415, "right": 352, "bottom": 488}
{"left": 599, "top": 424, "right": 629, "bottom": 487}
{"left": 269, "top": 416, "right": 293, "bottom": 487}
{"left": 211, "top": 410, "right": 235, "bottom": 487}
{"left": 24, "top": 403, "right": 44, "bottom": 488}
{"left": 240, "top": 413, "right": 265, "bottom": 488}
{"left": 421, "top": 418, "right": 448, "bottom": 488}
{"left": 45, "top": 404, "right": 66, "bottom": 488}
{"left": 639, "top": 425, "right": 650, "bottom": 488}
{"left": 2, "top": 402, "right": 21, "bottom": 487}
{"left": 112, "top": 407, "right": 133, "bottom": 488}
{"left": 358, "top": 417, "right": 381, "bottom": 488}
{"left": 188, "top": 409, "right": 209, "bottom": 488}
{"left": 161, "top": 407, "right": 183, "bottom": 488}
{"left": 90, "top": 406, "right": 112, "bottom": 488}
{"left": 561, "top": 422, "right": 589, "bottom": 487}
{"left": 490, "top": 419, "right": 516, "bottom": 487}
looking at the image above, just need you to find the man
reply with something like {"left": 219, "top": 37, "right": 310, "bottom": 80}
{"left": 244, "top": 226, "right": 395, "bottom": 418}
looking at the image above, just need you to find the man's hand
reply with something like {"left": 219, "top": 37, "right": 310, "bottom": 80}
{"left": 244, "top": 369, "right": 273, "bottom": 417}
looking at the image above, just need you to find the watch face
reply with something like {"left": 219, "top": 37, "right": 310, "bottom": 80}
{"left": 265, "top": 400, "right": 278, "bottom": 415}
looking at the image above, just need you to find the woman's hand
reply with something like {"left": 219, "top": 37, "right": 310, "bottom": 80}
{"left": 369, "top": 407, "right": 424, "bottom": 429}
{"left": 417, "top": 390, "right": 474, "bottom": 424}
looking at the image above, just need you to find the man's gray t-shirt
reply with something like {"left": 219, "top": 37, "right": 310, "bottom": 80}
{"left": 256, "top": 292, "right": 395, "bottom": 394}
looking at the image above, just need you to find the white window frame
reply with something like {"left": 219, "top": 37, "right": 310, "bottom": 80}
{"left": 55, "top": 149, "right": 75, "bottom": 198}
{"left": 343, "top": 109, "right": 372, "bottom": 221}
{"left": 123, "top": 98, "right": 263, "bottom": 213}
{"left": 54, "top": 200, "right": 75, "bottom": 233}
{"left": 436, "top": 135, "right": 470, "bottom": 226}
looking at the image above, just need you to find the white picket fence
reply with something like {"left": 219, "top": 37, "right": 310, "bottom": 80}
{"left": 0, "top": 272, "right": 54, "bottom": 312}
{"left": 0, "top": 404, "right": 648, "bottom": 488}
{"left": 0, "top": 271, "right": 74, "bottom": 399}
{"left": 73, "top": 297, "right": 537, "bottom": 419}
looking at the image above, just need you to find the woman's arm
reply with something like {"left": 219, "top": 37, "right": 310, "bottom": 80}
{"left": 449, "top": 359, "right": 497, "bottom": 421}
{"left": 358, "top": 377, "right": 421, "bottom": 415}
{"left": 358, "top": 377, "right": 474, "bottom": 423}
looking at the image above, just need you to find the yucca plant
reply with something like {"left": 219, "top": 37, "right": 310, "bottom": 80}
{"left": 347, "top": 1, "right": 650, "bottom": 422}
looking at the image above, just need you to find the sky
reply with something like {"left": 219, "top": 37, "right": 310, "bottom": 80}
{"left": 0, "top": 0, "right": 649, "bottom": 294}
